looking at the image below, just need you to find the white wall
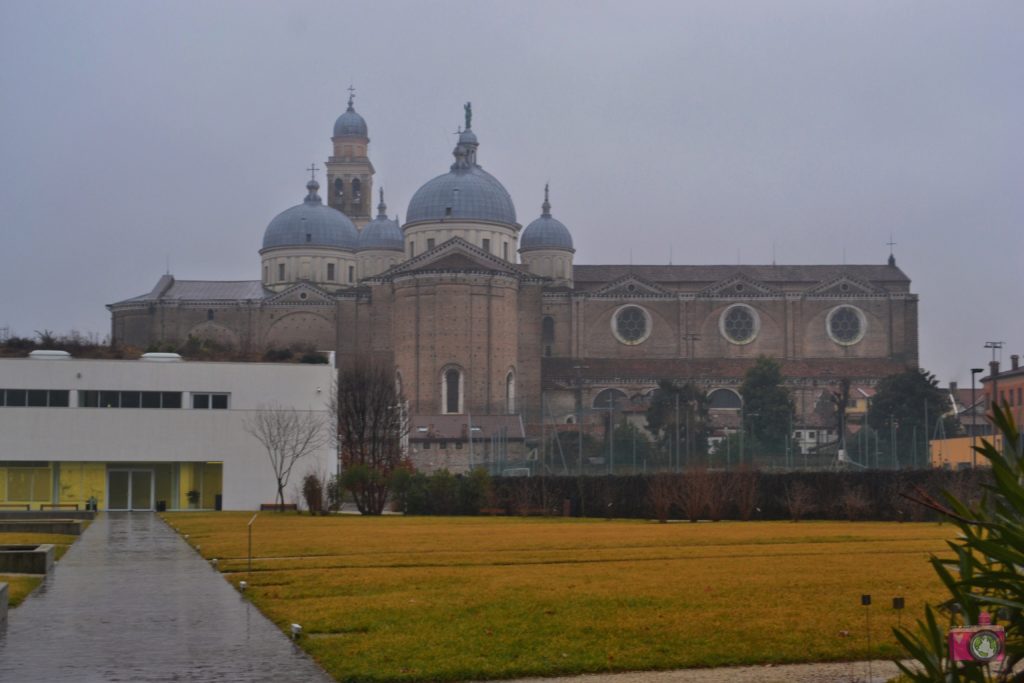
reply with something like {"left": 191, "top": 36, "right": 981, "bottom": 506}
{"left": 0, "top": 357, "right": 337, "bottom": 510}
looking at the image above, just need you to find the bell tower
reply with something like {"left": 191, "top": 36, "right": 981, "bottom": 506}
{"left": 326, "top": 86, "right": 375, "bottom": 229}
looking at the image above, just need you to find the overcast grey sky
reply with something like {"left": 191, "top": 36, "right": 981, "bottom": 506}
{"left": 1, "top": 1, "right": 1020, "bottom": 384}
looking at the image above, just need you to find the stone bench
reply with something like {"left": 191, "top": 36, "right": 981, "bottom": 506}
{"left": 259, "top": 503, "right": 298, "bottom": 512}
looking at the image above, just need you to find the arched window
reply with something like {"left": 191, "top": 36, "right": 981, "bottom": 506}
{"left": 542, "top": 316, "right": 555, "bottom": 357}
{"left": 708, "top": 388, "right": 742, "bottom": 410}
{"left": 592, "top": 388, "right": 628, "bottom": 410}
{"left": 351, "top": 178, "right": 362, "bottom": 207}
{"left": 505, "top": 370, "right": 516, "bottom": 414}
{"left": 333, "top": 177, "right": 344, "bottom": 198}
{"left": 443, "top": 367, "right": 462, "bottom": 415}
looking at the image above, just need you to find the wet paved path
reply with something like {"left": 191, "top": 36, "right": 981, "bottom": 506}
{"left": 0, "top": 513, "right": 332, "bottom": 682}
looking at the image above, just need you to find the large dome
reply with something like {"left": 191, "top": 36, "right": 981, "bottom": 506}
{"left": 405, "top": 124, "right": 516, "bottom": 226}
{"left": 333, "top": 100, "right": 368, "bottom": 138}
{"left": 358, "top": 191, "right": 404, "bottom": 252}
{"left": 262, "top": 180, "right": 359, "bottom": 251}
{"left": 520, "top": 186, "right": 574, "bottom": 251}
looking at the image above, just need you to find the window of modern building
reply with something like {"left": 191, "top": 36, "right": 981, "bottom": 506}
{"left": 327, "top": 263, "right": 335, "bottom": 281}
{"left": 1, "top": 389, "right": 69, "bottom": 407}
{"left": 192, "top": 393, "right": 229, "bottom": 410}
{"left": 3, "top": 464, "right": 50, "bottom": 502}
{"left": 79, "top": 390, "right": 182, "bottom": 409}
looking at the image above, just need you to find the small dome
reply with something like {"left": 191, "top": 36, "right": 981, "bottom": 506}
{"left": 358, "top": 190, "right": 404, "bottom": 252}
{"left": 333, "top": 96, "right": 368, "bottom": 138}
{"left": 262, "top": 179, "right": 359, "bottom": 250}
{"left": 520, "top": 185, "right": 574, "bottom": 252}
{"left": 458, "top": 128, "right": 478, "bottom": 146}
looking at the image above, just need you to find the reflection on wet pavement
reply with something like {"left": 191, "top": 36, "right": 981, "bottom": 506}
{"left": 0, "top": 512, "right": 332, "bottom": 682}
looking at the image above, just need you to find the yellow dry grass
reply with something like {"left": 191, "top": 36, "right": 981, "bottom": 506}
{"left": 164, "top": 513, "right": 953, "bottom": 682}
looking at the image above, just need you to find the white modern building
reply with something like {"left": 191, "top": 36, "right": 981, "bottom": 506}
{"left": 0, "top": 352, "right": 335, "bottom": 511}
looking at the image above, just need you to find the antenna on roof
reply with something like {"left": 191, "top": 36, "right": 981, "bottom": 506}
{"left": 772, "top": 241, "right": 776, "bottom": 266}
{"left": 669, "top": 244, "right": 673, "bottom": 266}
{"left": 887, "top": 233, "right": 897, "bottom": 266}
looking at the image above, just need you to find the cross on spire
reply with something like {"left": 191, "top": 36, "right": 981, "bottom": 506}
{"left": 887, "top": 234, "right": 897, "bottom": 254}
{"left": 347, "top": 84, "right": 356, "bottom": 109}
{"left": 307, "top": 163, "right": 319, "bottom": 181}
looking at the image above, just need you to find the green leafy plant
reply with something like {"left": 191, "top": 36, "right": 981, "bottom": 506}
{"left": 894, "top": 404, "right": 1022, "bottom": 681}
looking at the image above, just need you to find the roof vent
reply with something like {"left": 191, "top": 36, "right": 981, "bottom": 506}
{"left": 29, "top": 350, "right": 72, "bottom": 360}
{"left": 140, "top": 352, "right": 184, "bottom": 362}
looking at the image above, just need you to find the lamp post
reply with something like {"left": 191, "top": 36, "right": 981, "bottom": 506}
{"left": 971, "top": 368, "right": 984, "bottom": 469}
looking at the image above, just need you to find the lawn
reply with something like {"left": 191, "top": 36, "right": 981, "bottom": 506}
{"left": 0, "top": 531, "right": 78, "bottom": 607}
{"left": 163, "top": 513, "right": 952, "bottom": 682}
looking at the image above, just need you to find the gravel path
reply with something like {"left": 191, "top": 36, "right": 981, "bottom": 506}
{"left": 492, "top": 660, "right": 906, "bottom": 683}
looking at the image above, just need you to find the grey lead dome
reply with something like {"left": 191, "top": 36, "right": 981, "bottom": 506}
{"left": 358, "top": 191, "right": 404, "bottom": 252}
{"left": 333, "top": 102, "right": 368, "bottom": 138}
{"left": 262, "top": 180, "right": 359, "bottom": 250}
{"left": 406, "top": 126, "right": 517, "bottom": 226}
{"left": 520, "top": 186, "right": 574, "bottom": 251}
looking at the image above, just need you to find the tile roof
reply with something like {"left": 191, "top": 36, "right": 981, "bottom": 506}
{"left": 572, "top": 264, "right": 910, "bottom": 287}
{"left": 110, "top": 276, "right": 267, "bottom": 305}
{"left": 409, "top": 414, "right": 525, "bottom": 441}
{"left": 542, "top": 357, "right": 908, "bottom": 385}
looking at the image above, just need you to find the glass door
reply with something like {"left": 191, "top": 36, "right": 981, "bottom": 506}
{"left": 107, "top": 469, "right": 155, "bottom": 511}
{"left": 130, "top": 471, "right": 153, "bottom": 510}
{"left": 108, "top": 470, "right": 130, "bottom": 510}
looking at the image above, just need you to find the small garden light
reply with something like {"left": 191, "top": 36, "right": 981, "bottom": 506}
{"left": 291, "top": 623, "right": 302, "bottom": 639}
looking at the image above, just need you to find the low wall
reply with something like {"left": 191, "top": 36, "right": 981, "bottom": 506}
{"left": 0, "top": 511, "right": 96, "bottom": 521}
{"left": 0, "top": 520, "right": 83, "bottom": 535}
{"left": 0, "top": 544, "right": 55, "bottom": 574}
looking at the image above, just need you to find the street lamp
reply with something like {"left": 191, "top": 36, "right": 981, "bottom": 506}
{"left": 971, "top": 367, "right": 984, "bottom": 469}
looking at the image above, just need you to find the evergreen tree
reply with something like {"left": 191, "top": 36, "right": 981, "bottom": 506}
{"left": 868, "top": 367, "right": 955, "bottom": 468}
{"left": 739, "top": 356, "right": 794, "bottom": 454}
{"left": 645, "top": 380, "right": 710, "bottom": 466}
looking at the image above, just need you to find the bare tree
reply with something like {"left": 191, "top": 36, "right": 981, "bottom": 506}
{"left": 783, "top": 481, "right": 816, "bottom": 522}
{"left": 679, "top": 467, "right": 712, "bottom": 522}
{"left": 335, "top": 359, "right": 409, "bottom": 515}
{"left": 245, "top": 405, "right": 328, "bottom": 509}
{"left": 648, "top": 473, "right": 680, "bottom": 523}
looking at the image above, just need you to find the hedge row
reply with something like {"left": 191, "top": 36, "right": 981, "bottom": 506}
{"left": 437, "top": 469, "right": 990, "bottom": 521}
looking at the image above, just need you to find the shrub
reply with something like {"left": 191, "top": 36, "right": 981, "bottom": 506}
{"left": 895, "top": 405, "right": 1023, "bottom": 681}
{"left": 457, "top": 469, "right": 492, "bottom": 515}
{"left": 301, "top": 472, "right": 325, "bottom": 514}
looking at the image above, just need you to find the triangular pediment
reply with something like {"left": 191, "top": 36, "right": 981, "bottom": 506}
{"left": 698, "top": 273, "right": 781, "bottom": 298}
{"left": 378, "top": 237, "right": 521, "bottom": 279}
{"left": 265, "top": 282, "right": 336, "bottom": 304}
{"left": 806, "top": 274, "right": 884, "bottom": 297}
{"left": 593, "top": 274, "right": 672, "bottom": 297}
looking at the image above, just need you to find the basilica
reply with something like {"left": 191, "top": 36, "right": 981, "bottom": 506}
{"left": 109, "top": 97, "right": 919, "bottom": 471}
